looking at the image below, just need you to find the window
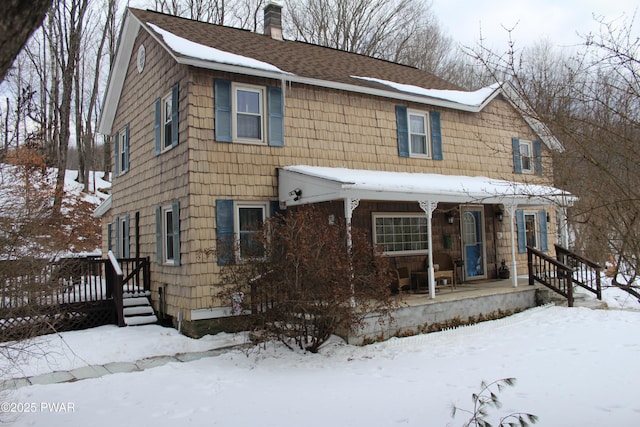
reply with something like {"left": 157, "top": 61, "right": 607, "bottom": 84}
{"left": 107, "top": 222, "right": 113, "bottom": 252}
{"left": 516, "top": 209, "right": 548, "bottom": 253}
{"left": 154, "top": 83, "right": 179, "bottom": 155}
{"left": 396, "top": 107, "right": 442, "bottom": 160}
{"left": 234, "top": 85, "right": 264, "bottom": 143}
{"left": 214, "top": 80, "right": 284, "bottom": 146}
{"left": 163, "top": 207, "right": 175, "bottom": 263}
{"left": 524, "top": 212, "right": 538, "bottom": 248}
{"left": 373, "top": 213, "right": 428, "bottom": 255}
{"left": 162, "top": 92, "right": 173, "bottom": 150}
{"left": 519, "top": 140, "right": 533, "bottom": 173}
{"left": 408, "top": 111, "right": 429, "bottom": 157}
{"left": 236, "top": 204, "right": 266, "bottom": 260}
{"left": 114, "top": 214, "right": 130, "bottom": 258}
{"left": 512, "top": 138, "right": 542, "bottom": 175}
{"left": 155, "top": 201, "right": 180, "bottom": 266}
{"left": 113, "top": 124, "right": 129, "bottom": 176}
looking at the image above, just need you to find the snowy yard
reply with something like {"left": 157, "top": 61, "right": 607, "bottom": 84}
{"left": 1, "top": 286, "right": 639, "bottom": 427}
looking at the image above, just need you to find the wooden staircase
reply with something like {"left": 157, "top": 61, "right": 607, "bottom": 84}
{"left": 527, "top": 244, "right": 603, "bottom": 307}
{"left": 123, "top": 291, "right": 157, "bottom": 326}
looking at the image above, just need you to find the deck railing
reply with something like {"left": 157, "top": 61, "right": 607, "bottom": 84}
{"left": 554, "top": 244, "right": 602, "bottom": 300}
{"left": 527, "top": 246, "right": 575, "bottom": 306}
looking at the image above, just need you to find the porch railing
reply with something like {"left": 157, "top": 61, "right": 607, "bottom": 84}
{"left": 527, "top": 246, "right": 575, "bottom": 306}
{"left": 554, "top": 244, "right": 602, "bottom": 300}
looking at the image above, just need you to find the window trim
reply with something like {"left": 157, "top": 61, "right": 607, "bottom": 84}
{"left": 372, "top": 212, "right": 429, "bottom": 256}
{"left": 523, "top": 210, "right": 539, "bottom": 249}
{"left": 161, "top": 91, "right": 173, "bottom": 152}
{"left": 234, "top": 202, "right": 268, "bottom": 261}
{"left": 519, "top": 140, "right": 533, "bottom": 174}
{"left": 407, "top": 110, "right": 430, "bottom": 158}
{"left": 162, "top": 205, "right": 176, "bottom": 265}
{"left": 232, "top": 83, "right": 266, "bottom": 145}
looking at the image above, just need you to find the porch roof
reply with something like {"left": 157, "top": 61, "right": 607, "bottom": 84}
{"left": 278, "top": 165, "right": 573, "bottom": 208}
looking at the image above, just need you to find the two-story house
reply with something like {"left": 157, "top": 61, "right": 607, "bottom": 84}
{"left": 96, "top": 4, "right": 571, "bottom": 337}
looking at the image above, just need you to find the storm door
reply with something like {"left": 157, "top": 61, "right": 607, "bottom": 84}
{"left": 461, "top": 206, "right": 487, "bottom": 280}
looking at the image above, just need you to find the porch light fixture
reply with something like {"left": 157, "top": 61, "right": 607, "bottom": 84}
{"left": 495, "top": 209, "right": 504, "bottom": 222}
{"left": 289, "top": 188, "right": 302, "bottom": 201}
{"left": 446, "top": 212, "right": 455, "bottom": 224}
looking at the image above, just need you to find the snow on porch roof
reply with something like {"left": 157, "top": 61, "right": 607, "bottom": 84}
{"left": 279, "top": 166, "right": 574, "bottom": 207}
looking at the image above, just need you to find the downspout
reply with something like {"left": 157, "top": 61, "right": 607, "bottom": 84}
{"left": 419, "top": 200, "right": 438, "bottom": 299}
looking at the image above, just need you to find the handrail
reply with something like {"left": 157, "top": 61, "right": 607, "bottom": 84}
{"left": 554, "top": 244, "right": 602, "bottom": 300}
{"left": 527, "top": 246, "right": 575, "bottom": 306}
{"left": 106, "top": 251, "right": 125, "bottom": 326}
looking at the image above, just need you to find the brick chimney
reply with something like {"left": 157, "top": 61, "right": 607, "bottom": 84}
{"left": 264, "top": 1, "right": 283, "bottom": 41}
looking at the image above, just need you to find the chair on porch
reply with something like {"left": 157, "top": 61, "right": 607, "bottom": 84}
{"left": 390, "top": 266, "right": 411, "bottom": 294}
{"left": 431, "top": 253, "right": 455, "bottom": 291}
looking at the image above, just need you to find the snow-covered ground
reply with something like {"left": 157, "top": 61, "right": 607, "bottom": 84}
{"left": 2, "top": 286, "right": 639, "bottom": 427}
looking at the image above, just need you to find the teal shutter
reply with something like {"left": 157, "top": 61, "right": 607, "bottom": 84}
{"left": 512, "top": 137, "right": 522, "bottom": 174}
{"left": 516, "top": 210, "right": 526, "bottom": 253}
{"left": 396, "top": 106, "right": 409, "bottom": 157}
{"left": 539, "top": 210, "right": 548, "bottom": 252}
{"left": 268, "top": 86, "right": 284, "bottom": 147}
{"left": 430, "top": 111, "right": 442, "bottom": 160}
{"left": 172, "top": 200, "right": 181, "bottom": 266}
{"left": 270, "top": 200, "right": 284, "bottom": 219}
{"left": 124, "top": 214, "right": 130, "bottom": 257}
{"left": 114, "top": 215, "right": 120, "bottom": 257}
{"left": 216, "top": 199, "right": 234, "bottom": 266}
{"left": 154, "top": 98, "right": 161, "bottom": 156}
{"left": 114, "top": 131, "right": 119, "bottom": 177}
{"left": 533, "top": 140, "right": 542, "bottom": 175}
{"left": 214, "top": 79, "right": 232, "bottom": 142}
{"left": 171, "top": 83, "right": 179, "bottom": 148}
{"left": 124, "top": 124, "right": 130, "bottom": 173}
{"left": 155, "top": 206, "right": 162, "bottom": 265}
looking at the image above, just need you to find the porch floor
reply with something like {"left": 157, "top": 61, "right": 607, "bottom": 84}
{"left": 399, "top": 276, "right": 537, "bottom": 307}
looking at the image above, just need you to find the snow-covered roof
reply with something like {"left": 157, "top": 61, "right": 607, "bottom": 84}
{"left": 279, "top": 165, "right": 573, "bottom": 207}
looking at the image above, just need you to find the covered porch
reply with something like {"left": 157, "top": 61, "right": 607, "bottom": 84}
{"left": 278, "top": 165, "right": 573, "bottom": 300}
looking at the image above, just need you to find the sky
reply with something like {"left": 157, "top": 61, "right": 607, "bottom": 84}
{"left": 431, "top": 0, "right": 639, "bottom": 50}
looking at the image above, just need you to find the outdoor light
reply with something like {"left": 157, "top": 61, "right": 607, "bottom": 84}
{"left": 289, "top": 188, "right": 302, "bottom": 201}
{"left": 446, "top": 212, "right": 454, "bottom": 224}
{"left": 495, "top": 209, "right": 504, "bottom": 222}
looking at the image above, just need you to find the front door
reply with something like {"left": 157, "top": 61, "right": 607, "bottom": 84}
{"left": 461, "top": 206, "right": 486, "bottom": 280}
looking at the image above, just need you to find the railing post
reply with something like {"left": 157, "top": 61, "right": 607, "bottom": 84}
{"left": 527, "top": 247, "right": 534, "bottom": 286}
{"left": 108, "top": 251, "right": 125, "bottom": 327}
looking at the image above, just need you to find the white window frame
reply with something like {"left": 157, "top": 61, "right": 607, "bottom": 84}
{"left": 232, "top": 83, "right": 266, "bottom": 144}
{"left": 524, "top": 211, "right": 539, "bottom": 249}
{"left": 119, "top": 127, "right": 128, "bottom": 174}
{"left": 372, "top": 213, "right": 429, "bottom": 256}
{"left": 162, "top": 205, "right": 175, "bottom": 265}
{"left": 161, "top": 92, "right": 173, "bottom": 152}
{"left": 519, "top": 140, "right": 533, "bottom": 174}
{"left": 408, "top": 110, "right": 430, "bottom": 158}
{"left": 234, "top": 202, "right": 268, "bottom": 260}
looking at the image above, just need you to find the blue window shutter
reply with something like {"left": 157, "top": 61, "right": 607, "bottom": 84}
{"left": 155, "top": 206, "right": 162, "bottom": 265}
{"left": 124, "top": 124, "right": 130, "bottom": 173}
{"left": 114, "top": 215, "right": 120, "bottom": 257}
{"left": 171, "top": 83, "right": 179, "bottom": 148}
{"left": 114, "top": 131, "right": 119, "bottom": 177}
{"left": 539, "top": 210, "right": 548, "bottom": 252}
{"left": 533, "top": 140, "right": 542, "bottom": 175}
{"left": 154, "top": 98, "right": 161, "bottom": 156}
{"left": 516, "top": 210, "right": 526, "bottom": 253}
{"left": 430, "top": 111, "right": 442, "bottom": 160}
{"left": 268, "top": 86, "right": 284, "bottom": 147}
{"left": 172, "top": 200, "right": 181, "bottom": 266}
{"left": 214, "top": 79, "right": 232, "bottom": 143}
{"left": 512, "top": 137, "right": 522, "bottom": 174}
{"left": 216, "top": 199, "right": 234, "bottom": 266}
{"left": 396, "top": 106, "right": 409, "bottom": 157}
{"left": 270, "top": 200, "right": 284, "bottom": 218}
{"left": 107, "top": 223, "right": 112, "bottom": 252}
{"left": 124, "top": 214, "right": 130, "bottom": 258}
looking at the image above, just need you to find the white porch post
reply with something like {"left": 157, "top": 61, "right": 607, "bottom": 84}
{"left": 504, "top": 203, "right": 518, "bottom": 288}
{"left": 419, "top": 200, "right": 438, "bottom": 299}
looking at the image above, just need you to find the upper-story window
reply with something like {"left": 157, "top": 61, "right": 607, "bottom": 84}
{"left": 154, "top": 83, "right": 179, "bottom": 155}
{"left": 408, "top": 110, "right": 430, "bottom": 157}
{"left": 114, "top": 124, "right": 129, "bottom": 177}
{"left": 234, "top": 85, "right": 264, "bottom": 143}
{"left": 395, "top": 106, "right": 442, "bottom": 160}
{"left": 214, "top": 79, "right": 284, "bottom": 147}
{"left": 512, "top": 137, "right": 542, "bottom": 175}
{"left": 162, "top": 92, "right": 173, "bottom": 151}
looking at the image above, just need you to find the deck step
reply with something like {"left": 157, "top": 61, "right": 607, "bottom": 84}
{"left": 125, "top": 314, "right": 158, "bottom": 326}
{"left": 123, "top": 305, "right": 155, "bottom": 316}
{"left": 123, "top": 297, "right": 152, "bottom": 307}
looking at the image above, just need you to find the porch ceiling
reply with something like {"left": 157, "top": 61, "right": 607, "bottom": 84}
{"left": 278, "top": 165, "right": 573, "bottom": 208}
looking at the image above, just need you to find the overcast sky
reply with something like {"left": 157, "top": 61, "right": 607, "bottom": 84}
{"left": 430, "top": 0, "right": 639, "bottom": 49}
